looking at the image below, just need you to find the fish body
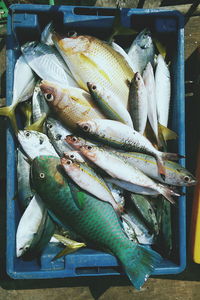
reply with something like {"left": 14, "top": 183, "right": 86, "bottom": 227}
{"left": 31, "top": 155, "right": 161, "bottom": 290}
{"left": 87, "top": 82, "right": 133, "bottom": 127}
{"left": 40, "top": 81, "right": 105, "bottom": 130}
{"left": 113, "top": 151, "right": 196, "bottom": 186}
{"left": 78, "top": 145, "right": 179, "bottom": 204}
{"left": 129, "top": 72, "right": 148, "bottom": 134}
{"left": 52, "top": 33, "right": 134, "bottom": 108}
{"left": 17, "top": 130, "right": 58, "bottom": 159}
{"left": 17, "top": 149, "right": 33, "bottom": 209}
{"left": 143, "top": 62, "right": 158, "bottom": 139}
{"left": 61, "top": 158, "right": 121, "bottom": 214}
{"left": 32, "top": 81, "right": 50, "bottom": 123}
{"left": 21, "top": 42, "right": 78, "bottom": 88}
{"left": 128, "top": 29, "right": 155, "bottom": 74}
{"left": 46, "top": 117, "right": 72, "bottom": 155}
{"left": 77, "top": 119, "right": 180, "bottom": 179}
{"left": 155, "top": 54, "right": 171, "bottom": 127}
{"left": 41, "top": 22, "right": 54, "bottom": 46}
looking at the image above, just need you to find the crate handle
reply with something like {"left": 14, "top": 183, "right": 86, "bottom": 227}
{"left": 73, "top": 7, "right": 118, "bottom": 17}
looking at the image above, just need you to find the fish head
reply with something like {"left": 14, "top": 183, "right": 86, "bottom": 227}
{"left": 40, "top": 80, "right": 64, "bottom": 107}
{"left": 21, "top": 41, "right": 39, "bottom": 56}
{"left": 18, "top": 130, "right": 49, "bottom": 159}
{"left": 60, "top": 157, "right": 80, "bottom": 173}
{"left": 64, "top": 151, "right": 84, "bottom": 163}
{"left": 79, "top": 145, "right": 97, "bottom": 162}
{"left": 16, "top": 238, "right": 31, "bottom": 258}
{"left": 31, "top": 156, "right": 61, "bottom": 189}
{"left": 133, "top": 72, "right": 143, "bottom": 88}
{"left": 136, "top": 28, "right": 152, "bottom": 49}
{"left": 77, "top": 120, "right": 97, "bottom": 134}
{"left": 179, "top": 171, "right": 197, "bottom": 186}
{"left": 52, "top": 32, "right": 91, "bottom": 55}
{"left": 65, "top": 135, "right": 85, "bottom": 149}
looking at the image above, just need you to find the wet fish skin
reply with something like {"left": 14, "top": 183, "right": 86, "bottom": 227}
{"left": 61, "top": 157, "right": 122, "bottom": 214}
{"left": 143, "top": 62, "right": 158, "bottom": 139}
{"left": 52, "top": 33, "right": 134, "bottom": 108}
{"left": 128, "top": 29, "right": 155, "bottom": 74}
{"left": 129, "top": 72, "right": 148, "bottom": 134}
{"left": 155, "top": 54, "right": 171, "bottom": 127}
{"left": 17, "top": 130, "right": 58, "bottom": 160}
{"left": 78, "top": 145, "right": 179, "bottom": 204}
{"left": 77, "top": 119, "right": 181, "bottom": 179}
{"left": 46, "top": 117, "right": 72, "bottom": 156}
{"left": 31, "top": 155, "right": 161, "bottom": 290}
{"left": 87, "top": 82, "right": 133, "bottom": 128}
{"left": 40, "top": 80, "right": 105, "bottom": 130}
{"left": 113, "top": 151, "right": 196, "bottom": 187}
{"left": 32, "top": 81, "right": 50, "bottom": 123}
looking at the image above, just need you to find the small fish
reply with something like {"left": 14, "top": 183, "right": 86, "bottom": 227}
{"left": 31, "top": 155, "right": 161, "bottom": 290}
{"left": 17, "top": 149, "right": 34, "bottom": 209}
{"left": 65, "top": 135, "right": 97, "bottom": 150}
{"left": 40, "top": 80, "right": 105, "bottom": 130}
{"left": 16, "top": 194, "right": 45, "bottom": 257}
{"left": 112, "top": 151, "right": 196, "bottom": 186}
{"left": 130, "top": 194, "right": 159, "bottom": 234}
{"left": 61, "top": 157, "right": 122, "bottom": 214}
{"left": 155, "top": 54, "right": 171, "bottom": 127}
{"left": 52, "top": 234, "right": 86, "bottom": 260}
{"left": 87, "top": 82, "right": 133, "bottom": 127}
{"left": 143, "top": 62, "right": 158, "bottom": 140}
{"left": 63, "top": 151, "right": 85, "bottom": 163}
{"left": 77, "top": 119, "right": 182, "bottom": 179}
{"left": 32, "top": 81, "right": 50, "bottom": 123}
{"left": 0, "top": 55, "right": 36, "bottom": 133}
{"left": 21, "top": 42, "right": 78, "bottom": 88}
{"left": 128, "top": 29, "right": 155, "bottom": 74}
{"left": 52, "top": 33, "right": 134, "bottom": 108}
{"left": 46, "top": 117, "right": 72, "bottom": 156}
{"left": 129, "top": 72, "right": 148, "bottom": 134}
{"left": 79, "top": 145, "right": 179, "bottom": 204}
{"left": 17, "top": 130, "right": 58, "bottom": 160}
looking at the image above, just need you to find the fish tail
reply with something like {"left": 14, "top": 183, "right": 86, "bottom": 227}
{"left": 118, "top": 242, "right": 161, "bottom": 290}
{"left": 162, "top": 152, "right": 185, "bottom": 161}
{"left": 158, "top": 184, "right": 180, "bottom": 204}
{"left": 155, "top": 154, "right": 166, "bottom": 181}
{"left": 0, "top": 105, "right": 18, "bottom": 133}
{"left": 25, "top": 113, "right": 47, "bottom": 133}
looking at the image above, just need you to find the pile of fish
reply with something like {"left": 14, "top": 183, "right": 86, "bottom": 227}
{"left": 2, "top": 22, "right": 196, "bottom": 290}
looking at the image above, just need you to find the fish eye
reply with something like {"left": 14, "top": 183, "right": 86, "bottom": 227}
{"left": 39, "top": 172, "right": 45, "bottom": 179}
{"left": 70, "top": 154, "right": 75, "bottom": 159}
{"left": 47, "top": 123, "right": 53, "bottom": 129}
{"left": 184, "top": 176, "right": 190, "bottom": 182}
{"left": 83, "top": 125, "right": 89, "bottom": 132}
{"left": 25, "top": 131, "right": 31, "bottom": 137}
{"left": 39, "top": 137, "right": 44, "bottom": 145}
{"left": 67, "top": 31, "right": 77, "bottom": 38}
{"left": 66, "top": 160, "right": 72, "bottom": 165}
{"left": 44, "top": 93, "right": 54, "bottom": 102}
{"left": 87, "top": 145, "right": 92, "bottom": 150}
{"left": 56, "top": 134, "right": 62, "bottom": 141}
{"left": 72, "top": 136, "right": 77, "bottom": 142}
{"left": 92, "top": 85, "right": 97, "bottom": 90}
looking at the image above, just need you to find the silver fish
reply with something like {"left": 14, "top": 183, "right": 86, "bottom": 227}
{"left": 129, "top": 72, "right": 148, "bottom": 134}
{"left": 17, "top": 130, "right": 58, "bottom": 159}
{"left": 143, "top": 62, "right": 158, "bottom": 139}
{"left": 21, "top": 42, "right": 78, "bottom": 88}
{"left": 41, "top": 22, "right": 54, "bottom": 46}
{"left": 32, "top": 81, "right": 50, "bottom": 123}
{"left": 46, "top": 117, "right": 72, "bottom": 156}
{"left": 128, "top": 29, "right": 155, "bottom": 74}
{"left": 155, "top": 54, "right": 171, "bottom": 127}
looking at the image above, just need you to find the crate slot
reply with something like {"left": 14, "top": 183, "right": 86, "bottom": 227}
{"left": 75, "top": 266, "right": 121, "bottom": 275}
{"left": 73, "top": 7, "right": 117, "bottom": 16}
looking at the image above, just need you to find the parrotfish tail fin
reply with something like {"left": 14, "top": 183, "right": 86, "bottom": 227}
{"left": 119, "top": 243, "right": 161, "bottom": 290}
{"left": 0, "top": 105, "right": 18, "bottom": 134}
{"left": 158, "top": 184, "right": 180, "bottom": 204}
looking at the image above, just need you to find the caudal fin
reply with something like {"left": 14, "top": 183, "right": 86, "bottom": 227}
{"left": 0, "top": 105, "right": 18, "bottom": 133}
{"left": 158, "top": 184, "right": 180, "bottom": 204}
{"left": 162, "top": 152, "right": 185, "bottom": 161}
{"left": 118, "top": 243, "right": 161, "bottom": 290}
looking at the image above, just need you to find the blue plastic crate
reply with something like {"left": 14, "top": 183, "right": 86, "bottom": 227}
{"left": 6, "top": 4, "right": 185, "bottom": 280}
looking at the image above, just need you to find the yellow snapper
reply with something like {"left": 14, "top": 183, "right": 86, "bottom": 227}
{"left": 52, "top": 33, "right": 134, "bottom": 108}
{"left": 40, "top": 80, "right": 105, "bottom": 130}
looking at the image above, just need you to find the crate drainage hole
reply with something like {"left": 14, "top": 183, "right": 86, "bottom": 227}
{"left": 75, "top": 266, "right": 121, "bottom": 275}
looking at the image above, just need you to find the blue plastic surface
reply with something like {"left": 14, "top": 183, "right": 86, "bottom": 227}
{"left": 6, "top": 4, "right": 185, "bottom": 280}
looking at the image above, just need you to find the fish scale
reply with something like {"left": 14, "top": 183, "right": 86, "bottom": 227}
{"left": 31, "top": 156, "right": 161, "bottom": 290}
